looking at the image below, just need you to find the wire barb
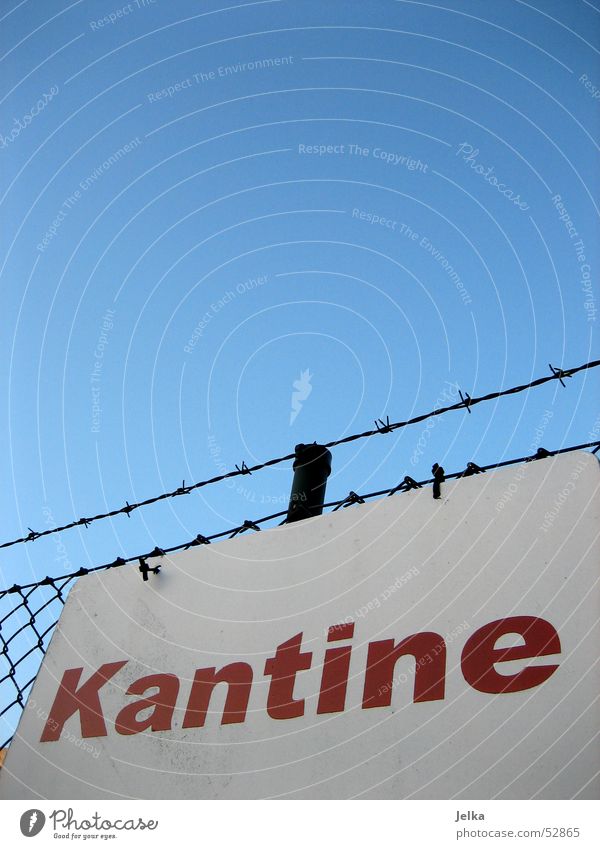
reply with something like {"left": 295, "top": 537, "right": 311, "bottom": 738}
{"left": 334, "top": 491, "right": 366, "bottom": 511}
{"left": 0, "top": 358, "right": 598, "bottom": 552}
{"left": 185, "top": 534, "right": 211, "bottom": 548}
{"left": 526, "top": 447, "right": 554, "bottom": 462}
{"left": 2, "top": 439, "right": 599, "bottom": 598}
{"left": 549, "top": 363, "right": 571, "bottom": 387}
{"left": 458, "top": 389, "right": 472, "bottom": 413}
{"left": 110, "top": 557, "right": 126, "bottom": 568}
{"left": 462, "top": 462, "right": 485, "bottom": 476}
{"left": 230, "top": 519, "right": 260, "bottom": 538}
{"left": 17, "top": 435, "right": 600, "bottom": 747}
{"left": 138, "top": 557, "right": 161, "bottom": 582}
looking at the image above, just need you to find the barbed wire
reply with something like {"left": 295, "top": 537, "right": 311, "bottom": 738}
{"left": 2, "top": 438, "right": 598, "bottom": 597}
{"left": 1, "top": 438, "right": 598, "bottom": 749}
{"left": 1, "top": 358, "right": 598, "bottom": 552}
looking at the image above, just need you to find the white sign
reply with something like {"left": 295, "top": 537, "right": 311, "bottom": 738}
{"left": 1, "top": 452, "right": 598, "bottom": 799}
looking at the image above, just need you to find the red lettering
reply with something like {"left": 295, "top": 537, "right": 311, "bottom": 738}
{"left": 317, "top": 623, "right": 354, "bottom": 714}
{"left": 362, "top": 633, "right": 446, "bottom": 707}
{"left": 40, "top": 661, "right": 127, "bottom": 742}
{"left": 115, "top": 673, "right": 180, "bottom": 735}
{"left": 182, "top": 663, "right": 253, "bottom": 728}
{"left": 461, "top": 616, "right": 560, "bottom": 693}
{"left": 38, "top": 616, "right": 562, "bottom": 742}
{"left": 327, "top": 622, "right": 354, "bottom": 641}
{"left": 264, "top": 633, "right": 312, "bottom": 719}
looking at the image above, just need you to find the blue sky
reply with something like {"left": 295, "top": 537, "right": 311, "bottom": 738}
{"left": 0, "top": 0, "right": 598, "bottom": 600}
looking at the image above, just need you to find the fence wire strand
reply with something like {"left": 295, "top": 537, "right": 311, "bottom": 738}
{"left": 1, "top": 439, "right": 598, "bottom": 749}
{"left": 1, "top": 359, "right": 598, "bottom": 552}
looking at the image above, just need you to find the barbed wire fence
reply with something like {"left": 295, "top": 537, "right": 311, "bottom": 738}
{"left": 0, "top": 356, "right": 599, "bottom": 749}
{"left": 2, "top": 359, "right": 597, "bottom": 552}
{"left": 1, "top": 440, "right": 599, "bottom": 750}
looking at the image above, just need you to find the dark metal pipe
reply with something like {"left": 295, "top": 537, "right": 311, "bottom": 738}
{"left": 286, "top": 443, "right": 332, "bottom": 523}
